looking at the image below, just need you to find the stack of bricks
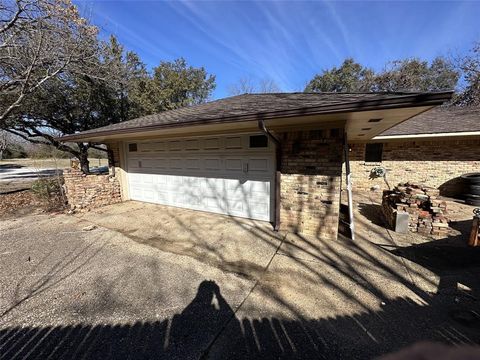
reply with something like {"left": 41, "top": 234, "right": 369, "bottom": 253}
{"left": 382, "top": 183, "right": 450, "bottom": 236}
{"left": 63, "top": 168, "right": 122, "bottom": 211}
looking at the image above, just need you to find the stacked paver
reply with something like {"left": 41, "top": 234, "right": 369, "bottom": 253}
{"left": 63, "top": 168, "right": 122, "bottom": 211}
{"left": 382, "top": 183, "right": 450, "bottom": 236}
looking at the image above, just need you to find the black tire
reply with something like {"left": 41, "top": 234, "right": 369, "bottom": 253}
{"left": 461, "top": 173, "right": 480, "bottom": 185}
{"left": 467, "top": 184, "right": 480, "bottom": 196}
{"left": 465, "top": 194, "right": 480, "bottom": 206}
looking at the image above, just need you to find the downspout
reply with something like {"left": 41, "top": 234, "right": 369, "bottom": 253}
{"left": 258, "top": 119, "right": 281, "bottom": 231}
{"left": 343, "top": 132, "right": 355, "bottom": 240}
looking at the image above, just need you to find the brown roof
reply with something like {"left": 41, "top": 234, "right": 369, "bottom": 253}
{"left": 380, "top": 106, "right": 480, "bottom": 136}
{"left": 60, "top": 91, "right": 452, "bottom": 141}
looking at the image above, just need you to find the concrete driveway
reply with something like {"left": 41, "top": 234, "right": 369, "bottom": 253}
{"left": 1, "top": 200, "right": 479, "bottom": 359}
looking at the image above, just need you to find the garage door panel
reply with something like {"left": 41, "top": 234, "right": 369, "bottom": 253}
{"left": 225, "top": 158, "right": 242, "bottom": 171}
{"left": 181, "top": 191, "right": 202, "bottom": 206}
{"left": 204, "top": 137, "right": 221, "bottom": 149}
{"left": 185, "top": 158, "right": 201, "bottom": 170}
{"left": 127, "top": 136, "right": 273, "bottom": 222}
{"left": 205, "top": 159, "right": 221, "bottom": 170}
{"left": 250, "top": 202, "right": 268, "bottom": 217}
{"left": 169, "top": 159, "right": 183, "bottom": 169}
{"left": 225, "top": 136, "right": 242, "bottom": 149}
{"left": 156, "top": 175, "right": 167, "bottom": 185}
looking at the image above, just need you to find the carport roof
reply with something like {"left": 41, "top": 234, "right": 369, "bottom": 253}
{"left": 59, "top": 91, "right": 452, "bottom": 142}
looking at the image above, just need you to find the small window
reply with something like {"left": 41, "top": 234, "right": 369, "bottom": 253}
{"left": 365, "top": 143, "right": 383, "bottom": 162}
{"left": 128, "top": 143, "right": 138, "bottom": 152}
{"left": 249, "top": 135, "right": 268, "bottom": 148}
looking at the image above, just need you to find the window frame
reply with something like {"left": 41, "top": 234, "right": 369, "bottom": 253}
{"left": 128, "top": 143, "right": 138, "bottom": 152}
{"left": 249, "top": 135, "right": 268, "bottom": 148}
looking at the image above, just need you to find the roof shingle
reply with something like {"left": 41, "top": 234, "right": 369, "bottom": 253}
{"left": 380, "top": 106, "right": 480, "bottom": 136}
{"left": 59, "top": 92, "right": 453, "bottom": 141}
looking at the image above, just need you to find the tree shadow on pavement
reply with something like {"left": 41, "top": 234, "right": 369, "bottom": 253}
{"left": 1, "top": 279, "right": 480, "bottom": 360}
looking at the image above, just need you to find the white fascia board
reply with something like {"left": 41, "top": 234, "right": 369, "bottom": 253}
{"left": 373, "top": 131, "right": 480, "bottom": 140}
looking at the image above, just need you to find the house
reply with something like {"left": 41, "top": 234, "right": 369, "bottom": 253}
{"left": 60, "top": 92, "right": 452, "bottom": 239}
{"left": 348, "top": 106, "right": 480, "bottom": 196}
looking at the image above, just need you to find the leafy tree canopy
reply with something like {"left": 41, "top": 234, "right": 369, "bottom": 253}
{"left": 375, "top": 57, "right": 459, "bottom": 92}
{"left": 305, "top": 57, "right": 459, "bottom": 93}
{"left": 305, "top": 58, "right": 375, "bottom": 93}
{"left": 134, "top": 58, "right": 216, "bottom": 115}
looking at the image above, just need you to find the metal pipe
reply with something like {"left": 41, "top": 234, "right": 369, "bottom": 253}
{"left": 343, "top": 132, "right": 355, "bottom": 240}
{"left": 258, "top": 119, "right": 281, "bottom": 231}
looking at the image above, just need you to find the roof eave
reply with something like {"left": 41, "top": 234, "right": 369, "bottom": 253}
{"left": 373, "top": 131, "right": 480, "bottom": 140}
{"left": 58, "top": 91, "right": 453, "bottom": 143}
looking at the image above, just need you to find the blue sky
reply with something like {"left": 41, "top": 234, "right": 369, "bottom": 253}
{"left": 75, "top": 1, "right": 480, "bottom": 99}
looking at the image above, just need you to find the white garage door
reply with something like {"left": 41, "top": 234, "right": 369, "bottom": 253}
{"left": 126, "top": 134, "right": 275, "bottom": 222}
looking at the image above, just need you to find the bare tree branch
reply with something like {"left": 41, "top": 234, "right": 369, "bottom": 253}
{"left": 0, "top": 0, "right": 100, "bottom": 126}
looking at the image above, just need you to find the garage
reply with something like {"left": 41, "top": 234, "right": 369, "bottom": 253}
{"left": 126, "top": 133, "right": 275, "bottom": 221}
{"left": 60, "top": 92, "right": 453, "bottom": 238}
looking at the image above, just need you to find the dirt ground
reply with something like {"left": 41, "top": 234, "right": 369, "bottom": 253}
{"left": 351, "top": 189, "right": 478, "bottom": 245}
{"left": 0, "top": 190, "right": 43, "bottom": 219}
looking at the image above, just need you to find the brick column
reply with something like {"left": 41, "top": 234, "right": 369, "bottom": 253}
{"left": 279, "top": 128, "right": 343, "bottom": 240}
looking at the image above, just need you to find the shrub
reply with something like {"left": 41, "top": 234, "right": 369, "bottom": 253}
{"left": 31, "top": 177, "right": 66, "bottom": 211}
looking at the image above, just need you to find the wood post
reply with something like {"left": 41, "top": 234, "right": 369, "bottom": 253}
{"left": 468, "top": 216, "right": 480, "bottom": 247}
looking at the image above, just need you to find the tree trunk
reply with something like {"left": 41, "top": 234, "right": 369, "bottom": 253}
{"left": 77, "top": 144, "right": 90, "bottom": 174}
{"left": 79, "top": 153, "right": 90, "bottom": 174}
{"left": 0, "top": 150, "right": 3, "bottom": 161}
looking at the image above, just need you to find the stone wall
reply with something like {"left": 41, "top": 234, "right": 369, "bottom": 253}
{"left": 348, "top": 138, "right": 480, "bottom": 196}
{"left": 63, "top": 169, "right": 122, "bottom": 211}
{"left": 279, "top": 128, "right": 343, "bottom": 240}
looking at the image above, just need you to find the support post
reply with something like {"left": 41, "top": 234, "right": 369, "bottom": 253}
{"left": 343, "top": 133, "right": 355, "bottom": 240}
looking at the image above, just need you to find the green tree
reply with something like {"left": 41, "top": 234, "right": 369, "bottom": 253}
{"left": 136, "top": 58, "right": 216, "bottom": 114}
{"left": 305, "top": 57, "right": 459, "bottom": 93}
{"left": 375, "top": 57, "right": 458, "bottom": 92}
{"left": 305, "top": 58, "right": 376, "bottom": 92}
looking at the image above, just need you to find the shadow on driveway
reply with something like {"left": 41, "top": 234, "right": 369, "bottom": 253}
{"left": 1, "top": 279, "right": 480, "bottom": 360}
{"left": 2, "top": 198, "right": 480, "bottom": 359}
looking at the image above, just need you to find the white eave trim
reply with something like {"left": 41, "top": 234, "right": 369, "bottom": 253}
{"left": 373, "top": 131, "right": 480, "bottom": 140}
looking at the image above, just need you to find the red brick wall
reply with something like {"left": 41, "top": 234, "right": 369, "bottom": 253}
{"left": 279, "top": 129, "right": 343, "bottom": 239}
{"left": 348, "top": 138, "right": 480, "bottom": 195}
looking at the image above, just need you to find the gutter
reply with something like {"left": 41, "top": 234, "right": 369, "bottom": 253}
{"left": 374, "top": 131, "right": 480, "bottom": 140}
{"left": 258, "top": 119, "right": 281, "bottom": 231}
{"left": 58, "top": 92, "right": 453, "bottom": 142}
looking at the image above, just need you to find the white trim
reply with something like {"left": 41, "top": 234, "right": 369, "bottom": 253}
{"left": 373, "top": 131, "right": 480, "bottom": 140}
